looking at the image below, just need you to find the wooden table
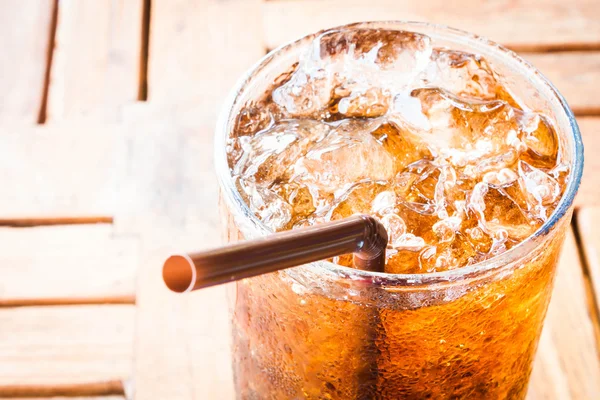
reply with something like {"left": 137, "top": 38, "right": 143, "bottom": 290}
{"left": 0, "top": 1, "right": 599, "bottom": 399}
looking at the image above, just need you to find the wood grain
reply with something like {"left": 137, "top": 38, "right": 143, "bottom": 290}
{"left": 528, "top": 228, "right": 600, "bottom": 399}
{"left": 263, "top": 0, "right": 600, "bottom": 52}
{"left": 576, "top": 117, "right": 600, "bottom": 207}
{"left": 523, "top": 52, "right": 600, "bottom": 116}
{"left": 46, "top": 0, "right": 143, "bottom": 122}
{"left": 576, "top": 208, "right": 600, "bottom": 316}
{"left": 0, "top": 225, "right": 138, "bottom": 304}
{"left": 0, "top": 305, "right": 134, "bottom": 387}
{"left": 0, "top": 121, "right": 119, "bottom": 219}
{"left": 0, "top": 0, "right": 55, "bottom": 123}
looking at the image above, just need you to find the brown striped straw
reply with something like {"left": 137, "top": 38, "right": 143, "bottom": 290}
{"left": 162, "top": 214, "right": 388, "bottom": 293}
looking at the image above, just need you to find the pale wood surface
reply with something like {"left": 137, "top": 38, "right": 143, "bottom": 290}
{"left": 0, "top": 225, "right": 138, "bottom": 304}
{"left": 146, "top": 0, "right": 265, "bottom": 115}
{"left": 47, "top": 0, "right": 142, "bottom": 122}
{"left": 263, "top": 0, "right": 600, "bottom": 52}
{"left": 0, "top": 0, "right": 599, "bottom": 399}
{"left": 575, "top": 118, "right": 600, "bottom": 207}
{"left": 576, "top": 208, "right": 600, "bottom": 314}
{"left": 0, "top": 0, "right": 54, "bottom": 124}
{"left": 528, "top": 229, "right": 600, "bottom": 399}
{"left": 0, "top": 305, "right": 134, "bottom": 386}
{"left": 0, "top": 121, "right": 119, "bottom": 220}
{"left": 524, "top": 52, "right": 600, "bottom": 115}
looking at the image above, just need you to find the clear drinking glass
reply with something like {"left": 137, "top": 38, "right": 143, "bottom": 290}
{"left": 215, "top": 21, "right": 584, "bottom": 399}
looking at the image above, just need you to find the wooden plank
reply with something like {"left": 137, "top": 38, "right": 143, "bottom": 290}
{"left": 0, "top": 305, "right": 134, "bottom": 387}
{"left": 133, "top": 248, "right": 234, "bottom": 400}
{"left": 528, "top": 328, "right": 572, "bottom": 400}
{"left": 112, "top": 105, "right": 221, "bottom": 236}
{"left": 576, "top": 117, "right": 600, "bottom": 207}
{"left": 263, "top": 0, "right": 600, "bottom": 52}
{"left": 528, "top": 228, "right": 600, "bottom": 399}
{"left": 523, "top": 52, "right": 600, "bottom": 116}
{"left": 120, "top": 106, "right": 235, "bottom": 400}
{"left": 46, "top": 0, "right": 143, "bottom": 122}
{"left": 576, "top": 208, "right": 600, "bottom": 314}
{"left": 0, "top": 121, "right": 119, "bottom": 219}
{"left": 130, "top": 0, "right": 266, "bottom": 398}
{"left": 146, "top": 0, "right": 265, "bottom": 114}
{"left": 0, "top": 0, "right": 55, "bottom": 123}
{"left": 0, "top": 225, "right": 138, "bottom": 304}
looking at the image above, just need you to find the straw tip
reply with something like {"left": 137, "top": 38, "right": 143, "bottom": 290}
{"left": 163, "top": 254, "right": 196, "bottom": 293}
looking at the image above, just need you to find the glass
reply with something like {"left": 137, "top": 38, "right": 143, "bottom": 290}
{"left": 215, "top": 22, "right": 584, "bottom": 399}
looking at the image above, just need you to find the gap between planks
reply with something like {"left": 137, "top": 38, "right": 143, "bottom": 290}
{"left": 7, "top": 397, "right": 123, "bottom": 400}
{"left": 138, "top": 0, "right": 151, "bottom": 101}
{"left": 0, "top": 381, "right": 124, "bottom": 398}
{"left": 0, "top": 297, "right": 135, "bottom": 308}
{"left": 0, "top": 216, "right": 113, "bottom": 227}
{"left": 36, "top": 0, "right": 59, "bottom": 124}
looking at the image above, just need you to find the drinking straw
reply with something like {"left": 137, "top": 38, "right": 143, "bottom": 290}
{"left": 163, "top": 214, "right": 388, "bottom": 293}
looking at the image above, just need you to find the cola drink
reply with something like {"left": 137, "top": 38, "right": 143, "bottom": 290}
{"left": 217, "top": 22, "right": 581, "bottom": 399}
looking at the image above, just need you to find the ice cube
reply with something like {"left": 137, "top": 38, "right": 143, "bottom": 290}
{"left": 238, "top": 180, "right": 292, "bottom": 231}
{"left": 371, "top": 190, "right": 397, "bottom": 215}
{"left": 518, "top": 160, "right": 561, "bottom": 221}
{"left": 337, "top": 87, "right": 391, "bottom": 117}
{"left": 371, "top": 122, "right": 430, "bottom": 172}
{"left": 272, "top": 68, "right": 333, "bottom": 117}
{"left": 380, "top": 213, "right": 407, "bottom": 247}
{"left": 295, "top": 119, "right": 395, "bottom": 192}
{"left": 233, "top": 119, "right": 330, "bottom": 183}
{"left": 469, "top": 182, "right": 538, "bottom": 242}
{"left": 279, "top": 182, "right": 317, "bottom": 220}
{"left": 232, "top": 102, "right": 281, "bottom": 137}
{"left": 394, "top": 159, "right": 454, "bottom": 217}
{"left": 396, "top": 88, "right": 532, "bottom": 178}
{"left": 432, "top": 216, "right": 462, "bottom": 243}
{"left": 521, "top": 115, "right": 560, "bottom": 169}
{"left": 326, "top": 181, "right": 388, "bottom": 221}
{"left": 482, "top": 168, "right": 519, "bottom": 187}
{"left": 418, "top": 48, "right": 501, "bottom": 100}
{"left": 393, "top": 233, "right": 425, "bottom": 251}
{"left": 272, "top": 28, "right": 432, "bottom": 117}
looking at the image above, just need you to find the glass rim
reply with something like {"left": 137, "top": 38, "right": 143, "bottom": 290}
{"left": 214, "top": 20, "right": 584, "bottom": 286}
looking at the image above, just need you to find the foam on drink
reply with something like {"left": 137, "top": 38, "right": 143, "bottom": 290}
{"left": 228, "top": 28, "right": 568, "bottom": 274}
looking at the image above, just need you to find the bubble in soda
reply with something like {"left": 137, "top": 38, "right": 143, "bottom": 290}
{"left": 228, "top": 28, "right": 568, "bottom": 274}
